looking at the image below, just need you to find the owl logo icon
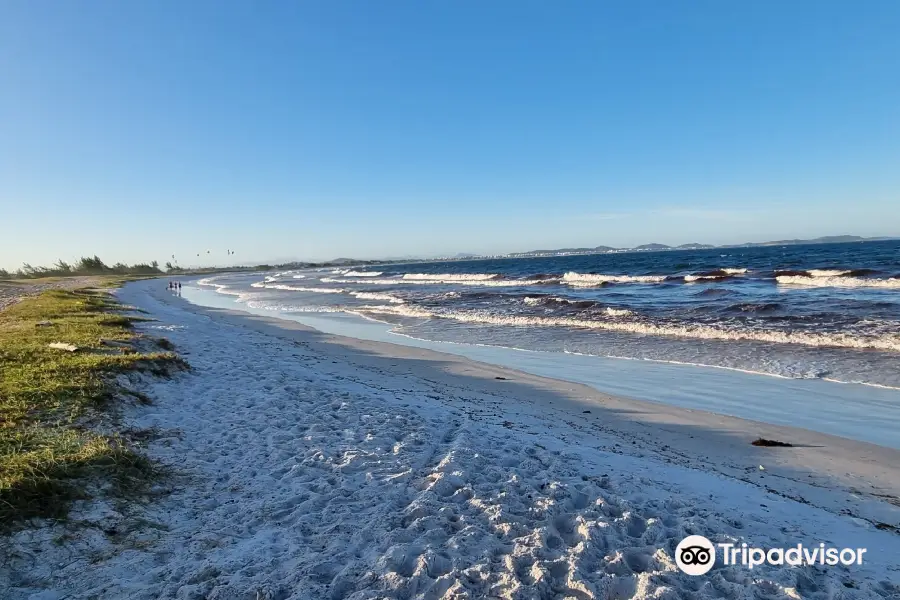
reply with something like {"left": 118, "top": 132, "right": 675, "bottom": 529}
{"left": 675, "top": 535, "right": 715, "bottom": 575}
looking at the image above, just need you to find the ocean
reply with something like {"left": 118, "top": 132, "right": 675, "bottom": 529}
{"left": 195, "top": 240, "right": 900, "bottom": 390}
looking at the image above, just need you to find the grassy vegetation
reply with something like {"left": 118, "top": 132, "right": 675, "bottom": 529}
{"left": 0, "top": 254, "right": 393, "bottom": 280}
{"left": 0, "top": 256, "right": 164, "bottom": 280}
{"left": 0, "top": 288, "right": 185, "bottom": 528}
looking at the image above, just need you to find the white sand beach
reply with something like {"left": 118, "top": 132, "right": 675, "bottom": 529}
{"left": 3, "top": 279, "right": 899, "bottom": 599}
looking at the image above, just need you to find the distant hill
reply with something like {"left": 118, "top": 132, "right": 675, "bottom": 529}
{"left": 512, "top": 245, "right": 618, "bottom": 257}
{"left": 732, "top": 235, "right": 894, "bottom": 247}
{"left": 505, "top": 235, "right": 895, "bottom": 259}
{"left": 238, "top": 235, "right": 897, "bottom": 270}
{"left": 633, "top": 243, "right": 671, "bottom": 251}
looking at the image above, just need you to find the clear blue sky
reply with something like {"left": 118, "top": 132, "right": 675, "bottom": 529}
{"left": 2, "top": 1, "right": 899, "bottom": 269}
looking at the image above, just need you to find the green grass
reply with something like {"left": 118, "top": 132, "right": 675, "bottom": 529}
{"left": 0, "top": 288, "right": 185, "bottom": 527}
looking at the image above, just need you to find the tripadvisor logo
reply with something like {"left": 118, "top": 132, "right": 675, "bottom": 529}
{"left": 675, "top": 535, "right": 868, "bottom": 576}
{"left": 676, "top": 535, "right": 716, "bottom": 575}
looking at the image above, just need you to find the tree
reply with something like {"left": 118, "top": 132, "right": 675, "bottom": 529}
{"left": 76, "top": 256, "right": 108, "bottom": 273}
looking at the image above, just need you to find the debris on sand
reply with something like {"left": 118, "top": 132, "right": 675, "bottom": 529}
{"left": 48, "top": 342, "right": 79, "bottom": 352}
{"left": 752, "top": 438, "right": 794, "bottom": 447}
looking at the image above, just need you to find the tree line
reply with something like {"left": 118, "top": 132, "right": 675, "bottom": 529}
{"left": 1, "top": 255, "right": 393, "bottom": 280}
{"left": 0, "top": 256, "right": 175, "bottom": 279}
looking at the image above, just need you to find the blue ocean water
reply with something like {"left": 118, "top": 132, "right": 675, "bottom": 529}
{"left": 196, "top": 241, "right": 900, "bottom": 388}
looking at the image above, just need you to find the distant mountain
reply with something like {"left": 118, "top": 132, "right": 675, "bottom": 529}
{"left": 513, "top": 245, "right": 618, "bottom": 257}
{"left": 732, "top": 235, "right": 892, "bottom": 247}
{"left": 502, "top": 235, "right": 895, "bottom": 260}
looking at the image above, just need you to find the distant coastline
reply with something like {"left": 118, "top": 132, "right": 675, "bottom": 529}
{"left": 504, "top": 235, "right": 897, "bottom": 259}
{"left": 229, "top": 235, "right": 900, "bottom": 271}
{"left": 7, "top": 236, "right": 895, "bottom": 278}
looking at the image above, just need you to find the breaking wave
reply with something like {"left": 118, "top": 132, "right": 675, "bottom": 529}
{"left": 521, "top": 295, "right": 632, "bottom": 316}
{"left": 808, "top": 269, "right": 852, "bottom": 277}
{"left": 562, "top": 272, "right": 667, "bottom": 285}
{"left": 344, "top": 271, "right": 382, "bottom": 277}
{"left": 245, "top": 301, "right": 343, "bottom": 313}
{"left": 350, "top": 291, "right": 404, "bottom": 304}
{"left": 682, "top": 269, "right": 749, "bottom": 282}
{"left": 357, "top": 305, "right": 900, "bottom": 352}
{"left": 197, "top": 277, "right": 244, "bottom": 297}
{"left": 402, "top": 273, "right": 499, "bottom": 281}
{"left": 523, "top": 296, "right": 595, "bottom": 309}
{"left": 774, "top": 268, "right": 882, "bottom": 279}
{"left": 252, "top": 282, "right": 347, "bottom": 294}
{"left": 324, "top": 276, "right": 558, "bottom": 287}
{"left": 776, "top": 275, "right": 900, "bottom": 289}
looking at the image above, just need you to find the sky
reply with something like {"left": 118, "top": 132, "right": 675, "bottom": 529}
{"left": 1, "top": 1, "right": 899, "bottom": 270}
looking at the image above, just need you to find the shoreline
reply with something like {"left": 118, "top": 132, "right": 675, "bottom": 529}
{"left": 186, "top": 279, "right": 900, "bottom": 449}
{"left": 138, "top": 279, "right": 900, "bottom": 528}
{"left": 5, "top": 277, "right": 897, "bottom": 598}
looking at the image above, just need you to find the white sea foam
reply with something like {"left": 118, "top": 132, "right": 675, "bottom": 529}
{"left": 350, "top": 291, "right": 405, "bottom": 304}
{"left": 292, "top": 275, "right": 306, "bottom": 279}
{"left": 321, "top": 277, "right": 369, "bottom": 284}
{"left": 723, "top": 268, "right": 748, "bottom": 275}
{"left": 325, "top": 276, "right": 556, "bottom": 287}
{"left": 402, "top": 273, "right": 500, "bottom": 281}
{"left": 344, "top": 271, "right": 382, "bottom": 277}
{"left": 684, "top": 274, "right": 731, "bottom": 282}
{"left": 354, "top": 305, "right": 434, "bottom": 319}
{"left": 245, "top": 301, "right": 343, "bottom": 313}
{"left": 808, "top": 269, "right": 852, "bottom": 277}
{"left": 254, "top": 283, "right": 348, "bottom": 294}
{"left": 562, "top": 272, "right": 667, "bottom": 285}
{"left": 247, "top": 282, "right": 406, "bottom": 302}
{"left": 522, "top": 296, "right": 632, "bottom": 316}
{"left": 197, "top": 278, "right": 243, "bottom": 297}
{"left": 522, "top": 296, "right": 586, "bottom": 306}
{"left": 777, "top": 275, "right": 900, "bottom": 289}
{"left": 358, "top": 305, "right": 900, "bottom": 352}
